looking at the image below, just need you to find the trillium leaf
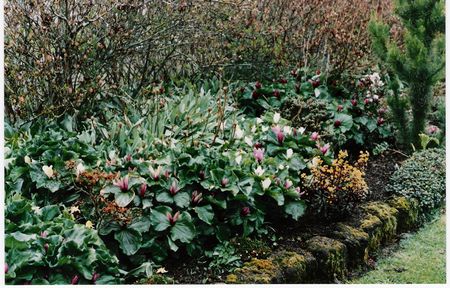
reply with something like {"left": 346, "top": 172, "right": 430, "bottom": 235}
{"left": 115, "top": 191, "right": 135, "bottom": 207}
{"left": 128, "top": 215, "right": 151, "bottom": 233}
{"left": 114, "top": 229, "right": 142, "bottom": 256}
{"left": 335, "top": 113, "right": 353, "bottom": 133}
{"left": 194, "top": 205, "right": 214, "bottom": 225}
{"left": 174, "top": 192, "right": 190, "bottom": 208}
{"left": 170, "top": 212, "right": 195, "bottom": 243}
{"left": 150, "top": 206, "right": 171, "bottom": 231}
{"left": 167, "top": 236, "right": 179, "bottom": 252}
{"left": 284, "top": 201, "right": 306, "bottom": 221}
{"left": 156, "top": 192, "right": 174, "bottom": 204}
{"left": 267, "top": 189, "right": 285, "bottom": 206}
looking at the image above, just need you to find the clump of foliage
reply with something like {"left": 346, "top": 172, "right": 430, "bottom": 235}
{"left": 304, "top": 150, "right": 370, "bottom": 219}
{"left": 369, "top": 0, "right": 445, "bottom": 149}
{"left": 387, "top": 148, "right": 445, "bottom": 218}
{"left": 237, "top": 69, "right": 394, "bottom": 152}
{"left": 231, "top": 237, "right": 272, "bottom": 262}
{"left": 5, "top": 195, "right": 121, "bottom": 285}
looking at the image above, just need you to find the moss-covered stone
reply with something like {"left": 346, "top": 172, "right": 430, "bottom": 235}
{"left": 359, "top": 214, "right": 384, "bottom": 253}
{"left": 225, "top": 258, "right": 280, "bottom": 284}
{"left": 331, "top": 223, "right": 369, "bottom": 267}
{"left": 305, "top": 236, "right": 347, "bottom": 281}
{"left": 362, "top": 202, "right": 399, "bottom": 245}
{"left": 272, "top": 250, "right": 317, "bottom": 283}
{"left": 388, "top": 196, "right": 420, "bottom": 233}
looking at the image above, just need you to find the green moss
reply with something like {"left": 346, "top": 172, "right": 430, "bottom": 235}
{"left": 388, "top": 196, "right": 419, "bottom": 232}
{"left": 225, "top": 258, "right": 279, "bottom": 284}
{"left": 363, "top": 202, "right": 399, "bottom": 242}
{"left": 332, "top": 223, "right": 369, "bottom": 267}
{"left": 305, "top": 236, "right": 347, "bottom": 281}
{"left": 272, "top": 250, "right": 317, "bottom": 283}
{"left": 141, "top": 275, "right": 175, "bottom": 284}
{"left": 359, "top": 214, "right": 384, "bottom": 252}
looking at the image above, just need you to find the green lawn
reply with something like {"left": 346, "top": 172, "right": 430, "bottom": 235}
{"left": 351, "top": 214, "right": 446, "bottom": 284}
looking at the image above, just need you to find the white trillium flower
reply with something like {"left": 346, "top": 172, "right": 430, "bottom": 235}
{"left": 235, "top": 154, "right": 243, "bottom": 165}
{"left": 251, "top": 125, "right": 257, "bottom": 133}
{"left": 298, "top": 127, "right": 306, "bottom": 135}
{"left": 278, "top": 164, "right": 285, "bottom": 170}
{"left": 262, "top": 126, "right": 269, "bottom": 132}
{"left": 286, "top": 149, "right": 294, "bottom": 159}
{"left": 234, "top": 125, "right": 244, "bottom": 139}
{"left": 244, "top": 136, "right": 253, "bottom": 147}
{"left": 283, "top": 126, "right": 293, "bottom": 135}
{"left": 24, "top": 156, "right": 32, "bottom": 164}
{"left": 262, "top": 178, "right": 271, "bottom": 190}
{"left": 42, "top": 165, "right": 54, "bottom": 178}
{"left": 256, "top": 117, "right": 263, "bottom": 124}
{"left": 220, "top": 120, "right": 226, "bottom": 131}
{"left": 254, "top": 166, "right": 265, "bottom": 177}
{"left": 76, "top": 162, "right": 85, "bottom": 176}
{"left": 108, "top": 150, "right": 116, "bottom": 160}
{"left": 273, "top": 113, "right": 281, "bottom": 124}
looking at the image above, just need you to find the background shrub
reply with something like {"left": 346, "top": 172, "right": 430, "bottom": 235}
{"left": 5, "top": 0, "right": 396, "bottom": 123}
{"left": 387, "top": 148, "right": 445, "bottom": 217}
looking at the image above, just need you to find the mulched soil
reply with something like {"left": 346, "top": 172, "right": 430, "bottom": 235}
{"left": 162, "top": 150, "right": 407, "bottom": 283}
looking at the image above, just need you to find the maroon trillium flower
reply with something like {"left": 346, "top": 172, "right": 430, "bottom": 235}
{"left": 124, "top": 154, "right": 132, "bottom": 162}
{"left": 44, "top": 243, "right": 49, "bottom": 253}
{"left": 255, "top": 81, "right": 262, "bottom": 89}
{"left": 114, "top": 176, "right": 129, "bottom": 192}
{"left": 241, "top": 207, "right": 250, "bottom": 217}
{"left": 312, "top": 80, "right": 320, "bottom": 88}
{"left": 167, "top": 211, "right": 180, "bottom": 225}
{"left": 279, "top": 78, "right": 287, "bottom": 84}
{"left": 334, "top": 120, "right": 342, "bottom": 127}
{"left": 191, "top": 191, "right": 203, "bottom": 205}
{"left": 71, "top": 275, "right": 79, "bottom": 285}
{"left": 169, "top": 181, "right": 179, "bottom": 195}
{"left": 377, "top": 117, "right": 385, "bottom": 126}
{"left": 92, "top": 272, "right": 100, "bottom": 283}
{"left": 252, "top": 90, "right": 259, "bottom": 99}
{"left": 364, "top": 98, "right": 370, "bottom": 105}
{"left": 139, "top": 183, "right": 147, "bottom": 197}
{"left": 351, "top": 99, "right": 358, "bottom": 106}
{"left": 337, "top": 105, "right": 343, "bottom": 112}
{"left": 273, "top": 89, "right": 280, "bottom": 98}
{"left": 164, "top": 170, "right": 170, "bottom": 179}
{"left": 199, "top": 170, "right": 206, "bottom": 180}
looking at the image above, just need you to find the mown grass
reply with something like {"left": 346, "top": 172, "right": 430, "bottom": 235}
{"left": 351, "top": 214, "right": 446, "bottom": 284}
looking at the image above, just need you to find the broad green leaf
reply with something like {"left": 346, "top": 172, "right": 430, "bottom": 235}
{"left": 174, "top": 192, "right": 190, "bottom": 208}
{"left": 155, "top": 192, "right": 174, "bottom": 204}
{"left": 128, "top": 216, "right": 151, "bottom": 233}
{"left": 170, "top": 212, "right": 195, "bottom": 243}
{"left": 115, "top": 191, "right": 135, "bottom": 207}
{"left": 194, "top": 205, "right": 214, "bottom": 225}
{"left": 114, "top": 229, "right": 142, "bottom": 256}
{"left": 150, "top": 206, "right": 171, "bottom": 231}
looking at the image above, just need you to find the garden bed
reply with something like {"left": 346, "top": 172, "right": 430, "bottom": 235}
{"left": 150, "top": 151, "right": 410, "bottom": 284}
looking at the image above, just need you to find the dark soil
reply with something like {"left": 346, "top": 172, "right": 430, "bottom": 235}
{"left": 162, "top": 150, "right": 407, "bottom": 283}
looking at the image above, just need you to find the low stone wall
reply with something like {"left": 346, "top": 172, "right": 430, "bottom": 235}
{"left": 226, "top": 196, "right": 420, "bottom": 284}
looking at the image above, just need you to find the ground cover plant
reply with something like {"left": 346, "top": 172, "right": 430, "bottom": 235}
{"left": 3, "top": 0, "right": 445, "bottom": 285}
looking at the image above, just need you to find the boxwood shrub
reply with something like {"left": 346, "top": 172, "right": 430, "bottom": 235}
{"left": 387, "top": 148, "right": 445, "bottom": 218}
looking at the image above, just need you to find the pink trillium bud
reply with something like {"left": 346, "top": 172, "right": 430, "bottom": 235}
{"left": 351, "top": 99, "right": 358, "bottom": 106}
{"left": 71, "top": 275, "right": 79, "bottom": 285}
{"left": 253, "top": 148, "right": 264, "bottom": 163}
{"left": 311, "top": 132, "right": 319, "bottom": 141}
{"left": 364, "top": 98, "right": 370, "bottom": 105}
{"left": 164, "top": 170, "right": 170, "bottom": 179}
{"left": 337, "top": 105, "right": 343, "bottom": 112}
{"left": 191, "top": 191, "right": 203, "bottom": 204}
{"left": 428, "top": 125, "right": 438, "bottom": 134}
{"left": 377, "top": 117, "right": 385, "bottom": 126}
{"left": 124, "top": 154, "right": 132, "bottom": 162}
{"left": 5, "top": 263, "right": 8, "bottom": 274}
{"left": 320, "top": 144, "right": 330, "bottom": 155}
{"left": 255, "top": 81, "right": 262, "bottom": 89}
{"left": 41, "top": 231, "right": 48, "bottom": 238}
{"left": 241, "top": 207, "right": 250, "bottom": 217}
{"left": 272, "top": 127, "right": 285, "bottom": 144}
{"left": 139, "top": 183, "right": 147, "bottom": 197}
{"left": 221, "top": 177, "right": 229, "bottom": 187}
{"left": 291, "top": 69, "right": 297, "bottom": 77}
{"left": 285, "top": 180, "right": 293, "bottom": 189}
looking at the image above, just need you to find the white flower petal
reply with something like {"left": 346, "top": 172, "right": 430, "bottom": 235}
{"left": 42, "top": 165, "right": 54, "bottom": 178}
{"left": 273, "top": 113, "right": 281, "bottom": 124}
